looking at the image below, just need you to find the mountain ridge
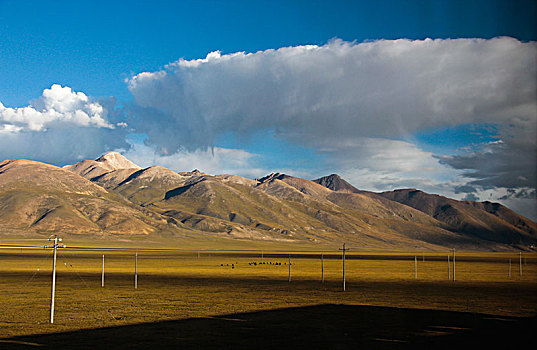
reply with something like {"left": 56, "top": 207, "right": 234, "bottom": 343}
{"left": 0, "top": 159, "right": 181, "bottom": 236}
{"left": 378, "top": 189, "right": 537, "bottom": 245}
{"left": 1, "top": 154, "right": 535, "bottom": 250}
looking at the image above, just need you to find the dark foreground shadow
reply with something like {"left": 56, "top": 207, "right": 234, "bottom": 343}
{"left": 1, "top": 304, "right": 535, "bottom": 349}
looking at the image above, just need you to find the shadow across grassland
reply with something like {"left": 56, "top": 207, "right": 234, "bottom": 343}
{"left": 1, "top": 304, "right": 535, "bottom": 349}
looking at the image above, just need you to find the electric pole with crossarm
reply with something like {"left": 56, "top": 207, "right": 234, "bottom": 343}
{"left": 44, "top": 235, "right": 66, "bottom": 324}
{"left": 339, "top": 243, "right": 350, "bottom": 291}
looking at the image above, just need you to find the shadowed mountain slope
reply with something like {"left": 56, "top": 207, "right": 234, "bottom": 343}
{"left": 312, "top": 174, "right": 537, "bottom": 248}
{"left": 379, "top": 189, "right": 537, "bottom": 245}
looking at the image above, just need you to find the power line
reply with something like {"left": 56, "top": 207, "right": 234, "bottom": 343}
{"left": 59, "top": 250, "right": 121, "bottom": 321}
{"left": 0, "top": 238, "right": 58, "bottom": 241}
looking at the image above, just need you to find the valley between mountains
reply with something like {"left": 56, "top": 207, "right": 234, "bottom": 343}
{"left": 0, "top": 152, "right": 535, "bottom": 251}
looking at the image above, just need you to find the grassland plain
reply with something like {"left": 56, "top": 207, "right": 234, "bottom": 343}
{"left": 1, "top": 242, "right": 536, "bottom": 345}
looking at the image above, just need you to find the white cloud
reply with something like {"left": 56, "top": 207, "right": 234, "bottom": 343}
{"left": 0, "top": 84, "right": 115, "bottom": 131}
{"left": 314, "top": 137, "right": 471, "bottom": 200}
{"left": 318, "top": 137, "right": 448, "bottom": 174}
{"left": 0, "top": 85, "right": 130, "bottom": 164}
{"left": 128, "top": 37, "right": 536, "bottom": 150}
{"left": 123, "top": 141, "right": 269, "bottom": 179}
{"left": 126, "top": 38, "right": 536, "bottom": 194}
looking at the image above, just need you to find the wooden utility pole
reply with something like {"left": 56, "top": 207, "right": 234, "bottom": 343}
{"left": 339, "top": 243, "right": 350, "bottom": 291}
{"left": 45, "top": 236, "right": 65, "bottom": 324}
{"left": 101, "top": 254, "right": 105, "bottom": 287}
{"left": 288, "top": 254, "right": 291, "bottom": 283}
{"left": 135, "top": 251, "right": 138, "bottom": 289}
{"left": 50, "top": 236, "right": 58, "bottom": 323}
{"left": 321, "top": 254, "right": 324, "bottom": 283}
{"left": 452, "top": 248, "right": 456, "bottom": 281}
{"left": 518, "top": 252, "right": 522, "bottom": 277}
{"left": 414, "top": 256, "right": 418, "bottom": 280}
{"left": 448, "top": 255, "right": 451, "bottom": 280}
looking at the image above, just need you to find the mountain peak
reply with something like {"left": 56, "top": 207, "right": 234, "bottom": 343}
{"left": 95, "top": 152, "right": 140, "bottom": 170}
{"left": 177, "top": 169, "right": 207, "bottom": 176}
{"left": 313, "top": 174, "right": 359, "bottom": 193}
{"left": 256, "top": 173, "right": 291, "bottom": 183}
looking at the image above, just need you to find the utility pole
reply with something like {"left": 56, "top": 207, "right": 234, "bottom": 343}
{"left": 101, "top": 254, "right": 105, "bottom": 287}
{"left": 288, "top": 254, "right": 291, "bottom": 283}
{"left": 518, "top": 252, "right": 522, "bottom": 277}
{"left": 339, "top": 243, "right": 350, "bottom": 291}
{"left": 448, "top": 255, "right": 451, "bottom": 280}
{"left": 452, "top": 248, "right": 456, "bottom": 281}
{"left": 321, "top": 253, "right": 324, "bottom": 283}
{"left": 135, "top": 251, "right": 138, "bottom": 289}
{"left": 44, "top": 235, "right": 66, "bottom": 324}
{"left": 414, "top": 256, "right": 418, "bottom": 280}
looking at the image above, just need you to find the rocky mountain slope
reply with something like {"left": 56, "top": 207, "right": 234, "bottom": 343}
{"left": 0, "top": 159, "right": 179, "bottom": 236}
{"left": 1, "top": 153, "right": 535, "bottom": 250}
{"left": 63, "top": 151, "right": 140, "bottom": 179}
{"left": 314, "top": 174, "right": 360, "bottom": 193}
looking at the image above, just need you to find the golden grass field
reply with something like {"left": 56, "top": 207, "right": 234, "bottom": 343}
{"left": 1, "top": 239, "right": 536, "bottom": 346}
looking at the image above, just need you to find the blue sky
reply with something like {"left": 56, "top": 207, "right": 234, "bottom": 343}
{"left": 1, "top": 0, "right": 535, "bottom": 106}
{"left": 0, "top": 0, "right": 536, "bottom": 218}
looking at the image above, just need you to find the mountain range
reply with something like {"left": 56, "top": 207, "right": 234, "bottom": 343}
{"left": 0, "top": 152, "right": 535, "bottom": 251}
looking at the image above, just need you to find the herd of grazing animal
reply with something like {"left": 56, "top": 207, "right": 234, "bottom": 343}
{"left": 220, "top": 261, "right": 290, "bottom": 269}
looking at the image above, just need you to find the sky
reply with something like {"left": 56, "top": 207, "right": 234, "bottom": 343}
{"left": 0, "top": 0, "right": 536, "bottom": 219}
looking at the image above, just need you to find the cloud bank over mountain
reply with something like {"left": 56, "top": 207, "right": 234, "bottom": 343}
{"left": 0, "top": 38, "right": 535, "bottom": 218}
{"left": 129, "top": 38, "right": 535, "bottom": 146}
{"left": 127, "top": 38, "right": 536, "bottom": 194}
